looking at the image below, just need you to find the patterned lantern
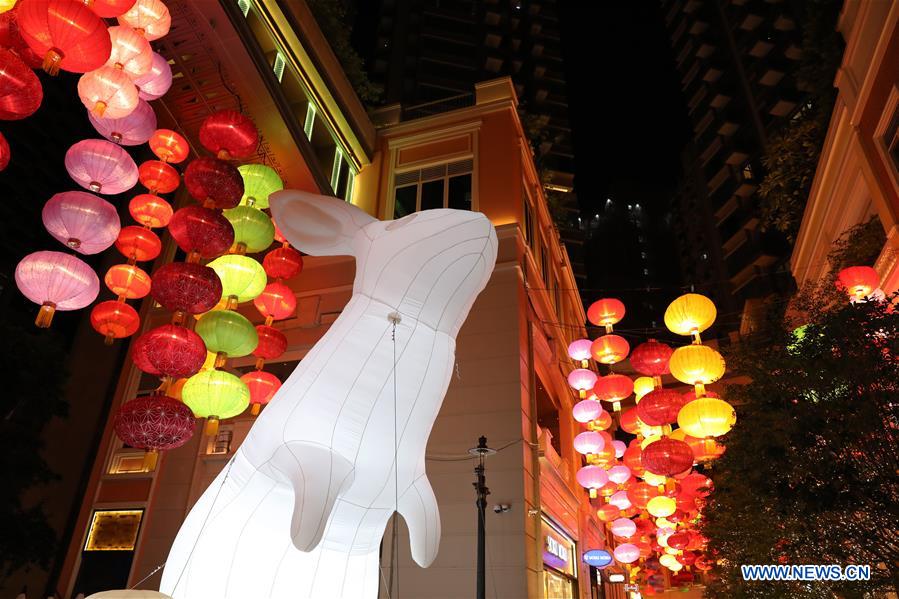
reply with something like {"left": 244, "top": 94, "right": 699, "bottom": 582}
{"left": 0, "top": 48, "right": 42, "bottom": 119}
{"left": 132, "top": 324, "right": 206, "bottom": 378}
{"left": 15, "top": 250, "right": 99, "bottom": 327}
{"left": 78, "top": 65, "right": 139, "bottom": 118}
{"left": 576, "top": 465, "right": 608, "bottom": 498}
{"left": 149, "top": 128, "right": 189, "bottom": 163}
{"left": 114, "top": 394, "right": 194, "bottom": 469}
{"left": 182, "top": 369, "right": 250, "bottom": 435}
{"left": 42, "top": 191, "right": 120, "bottom": 254}
{"left": 84, "top": 0, "right": 136, "bottom": 17}
{"left": 223, "top": 205, "right": 275, "bottom": 254}
{"left": 129, "top": 193, "right": 172, "bottom": 228}
{"left": 677, "top": 397, "right": 736, "bottom": 438}
{"left": 208, "top": 254, "right": 266, "bottom": 306}
{"left": 195, "top": 310, "right": 258, "bottom": 365}
{"left": 573, "top": 431, "right": 604, "bottom": 455}
{"left": 629, "top": 339, "right": 672, "bottom": 376}
{"left": 238, "top": 163, "right": 282, "bottom": 208}
{"left": 89, "top": 98, "right": 156, "bottom": 145}
{"left": 90, "top": 300, "right": 140, "bottom": 343}
{"left": 837, "top": 265, "right": 879, "bottom": 300}
{"left": 150, "top": 262, "right": 223, "bottom": 315}
{"left": 133, "top": 51, "right": 171, "bottom": 100}
{"left": 115, "top": 226, "right": 161, "bottom": 262}
{"left": 0, "top": 11, "right": 43, "bottom": 68}
{"left": 168, "top": 205, "right": 235, "bottom": 260}
{"left": 17, "top": 0, "right": 111, "bottom": 74}
{"left": 587, "top": 297, "right": 625, "bottom": 330}
{"left": 241, "top": 370, "right": 281, "bottom": 415}
{"left": 184, "top": 157, "right": 244, "bottom": 209}
{"left": 611, "top": 518, "right": 637, "bottom": 539}
{"left": 117, "top": 0, "right": 170, "bottom": 40}
{"left": 591, "top": 334, "right": 629, "bottom": 365}
{"left": 664, "top": 293, "right": 716, "bottom": 341}
{"left": 105, "top": 25, "right": 151, "bottom": 77}
{"left": 104, "top": 263, "right": 151, "bottom": 299}
{"left": 572, "top": 399, "right": 602, "bottom": 424}
{"left": 636, "top": 388, "right": 687, "bottom": 426}
{"left": 199, "top": 109, "right": 258, "bottom": 159}
{"left": 641, "top": 438, "right": 694, "bottom": 476}
{"left": 138, "top": 159, "right": 179, "bottom": 193}
{"left": 64, "top": 139, "right": 138, "bottom": 194}
{"left": 263, "top": 246, "right": 303, "bottom": 280}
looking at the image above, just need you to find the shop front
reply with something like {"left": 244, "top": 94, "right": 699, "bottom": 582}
{"left": 542, "top": 516, "right": 579, "bottom": 599}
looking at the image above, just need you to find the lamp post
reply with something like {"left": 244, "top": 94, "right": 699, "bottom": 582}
{"left": 469, "top": 436, "right": 495, "bottom": 599}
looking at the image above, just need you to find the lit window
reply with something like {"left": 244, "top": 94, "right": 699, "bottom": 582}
{"left": 236, "top": 0, "right": 251, "bottom": 17}
{"left": 272, "top": 51, "right": 286, "bottom": 82}
{"left": 84, "top": 510, "right": 143, "bottom": 551}
{"left": 303, "top": 103, "right": 316, "bottom": 140}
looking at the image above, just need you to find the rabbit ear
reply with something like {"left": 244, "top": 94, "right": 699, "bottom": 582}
{"left": 269, "top": 191, "right": 377, "bottom": 256}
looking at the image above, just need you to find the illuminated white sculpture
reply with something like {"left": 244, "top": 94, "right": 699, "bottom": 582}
{"left": 160, "top": 192, "right": 497, "bottom": 598}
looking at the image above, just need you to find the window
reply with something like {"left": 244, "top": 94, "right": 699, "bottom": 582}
{"left": 84, "top": 510, "right": 143, "bottom": 552}
{"left": 272, "top": 51, "right": 286, "bottom": 82}
{"left": 206, "top": 427, "right": 233, "bottom": 455}
{"left": 885, "top": 106, "right": 899, "bottom": 174}
{"left": 392, "top": 159, "right": 473, "bottom": 218}
{"left": 236, "top": 0, "right": 251, "bottom": 17}
{"left": 303, "top": 103, "right": 316, "bottom": 140}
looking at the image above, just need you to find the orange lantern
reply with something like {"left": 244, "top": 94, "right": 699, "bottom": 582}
{"left": 90, "top": 300, "right": 140, "bottom": 344}
{"left": 592, "top": 373, "right": 633, "bottom": 412}
{"left": 587, "top": 297, "right": 625, "bottom": 331}
{"left": 84, "top": 0, "right": 137, "bottom": 18}
{"left": 241, "top": 370, "right": 281, "bottom": 416}
{"left": 104, "top": 263, "right": 151, "bottom": 299}
{"left": 129, "top": 193, "right": 172, "bottom": 228}
{"left": 596, "top": 503, "right": 620, "bottom": 522}
{"left": 618, "top": 408, "right": 642, "bottom": 434}
{"left": 683, "top": 433, "right": 725, "bottom": 463}
{"left": 592, "top": 410, "right": 613, "bottom": 431}
{"left": 836, "top": 266, "right": 879, "bottom": 300}
{"left": 149, "top": 128, "right": 189, "bottom": 163}
{"left": 138, "top": 159, "right": 179, "bottom": 193}
{"left": 253, "top": 281, "right": 296, "bottom": 324}
{"left": 591, "top": 334, "right": 630, "bottom": 365}
{"left": 115, "top": 226, "right": 161, "bottom": 262}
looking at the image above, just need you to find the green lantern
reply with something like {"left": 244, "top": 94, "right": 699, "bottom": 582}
{"left": 238, "top": 164, "right": 283, "bottom": 209}
{"left": 182, "top": 369, "right": 250, "bottom": 435}
{"left": 208, "top": 254, "right": 267, "bottom": 305}
{"left": 196, "top": 310, "right": 259, "bottom": 364}
{"left": 223, "top": 205, "right": 275, "bottom": 253}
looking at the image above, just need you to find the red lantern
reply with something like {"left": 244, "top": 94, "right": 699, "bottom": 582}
{"left": 642, "top": 438, "right": 694, "bottom": 476}
{"left": 683, "top": 434, "right": 725, "bottom": 463}
{"left": 184, "top": 157, "right": 244, "bottom": 209}
{"left": 138, "top": 159, "right": 179, "bottom": 193}
{"left": 627, "top": 481, "right": 659, "bottom": 510}
{"left": 836, "top": 265, "right": 879, "bottom": 299}
{"left": 17, "top": 0, "right": 112, "bottom": 75}
{"left": 618, "top": 407, "right": 642, "bottom": 434}
{"left": 129, "top": 194, "right": 172, "bottom": 228}
{"left": 85, "top": 0, "right": 137, "bottom": 18}
{"left": 254, "top": 325, "right": 287, "bottom": 360}
{"left": 115, "top": 226, "right": 161, "bottom": 262}
{"left": 623, "top": 441, "right": 644, "bottom": 476}
{"left": 590, "top": 334, "right": 630, "bottom": 364}
{"left": 104, "top": 263, "right": 151, "bottom": 299}
{"left": 149, "top": 128, "right": 189, "bottom": 163}
{"left": 694, "top": 556, "right": 714, "bottom": 571}
{"left": 199, "top": 109, "right": 258, "bottom": 159}
{"left": 587, "top": 297, "right": 625, "bottom": 328}
{"left": 592, "top": 373, "right": 633, "bottom": 402}
{"left": 263, "top": 246, "right": 303, "bottom": 280}
{"left": 0, "top": 11, "right": 43, "bottom": 68}
{"left": 629, "top": 339, "right": 672, "bottom": 376}
{"left": 254, "top": 281, "right": 296, "bottom": 322}
{"left": 273, "top": 221, "right": 288, "bottom": 244}
{"left": 0, "top": 48, "right": 42, "bottom": 120}
{"left": 132, "top": 324, "right": 207, "bottom": 378}
{"left": 168, "top": 206, "right": 234, "bottom": 259}
{"left": 0, "top": 131, "right": 8, "bottom": 171}
{"left": 678, "top": 472, "right": 713, "bottom": 498}
{"left": 90, "top": 300, "right": 140, "bottom": 343}
{"left": 150, "top": 262, "right": 222, "bottom": 315}
{"left": 114, "top": 394, "right": 195, "bottom": 456}
{"left": 636, "top": 388, "right": 686, "bottom": 426}
{"left": 667, "top": 532, "right": 691, "bottom": 551}
{"left": 241, "top": 370, "right": 281, "bottom": 415}
{"left": 596, "top": 503, "right": 620, "bottom": 522}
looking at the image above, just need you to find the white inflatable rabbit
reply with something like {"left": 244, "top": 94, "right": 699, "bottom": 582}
{"left": 160, "top": 192, "right": 498, "bottom": 598}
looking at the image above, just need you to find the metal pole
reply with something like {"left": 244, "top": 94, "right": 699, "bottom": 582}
{"left": 470, "top": 436, "right": 495, "bottom": 599}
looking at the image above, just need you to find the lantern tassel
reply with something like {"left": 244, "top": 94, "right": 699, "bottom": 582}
{"left": 35, "top": 302, "right": 56, "bottom": 328}
{"left": 104, "top": 331, "right": 115, "bottom": 346}
{"left": 143, "top": 449, "right": 159, "bottom": 471}
{"left": 205, "top": 417, "right": 220, "bottom": 437}
{"left": 251, "top": 403, "right": 261, "bottom": 416}
{"left": 42, "top": 48, "right": 63, "bottom": 76}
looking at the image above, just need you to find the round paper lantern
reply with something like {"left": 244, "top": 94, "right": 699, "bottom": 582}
{"left": 64, "top": 139, "right": 138, "bottom": 194}
{"left": 241, "top": 370, "right": 281, "bottom": 415}
{"left": 0, "top": 0, "right": 14, "bottom": 12}
{"left": 608, "top": 464, "right": 631, "bottom": 484}
{"left": 619, "top": 408, "right": 641, "bottom": 434}
{"left": 575, "top": 465, "right": 608, "bottom": 497}
{"left": 16, "top": 251, "right": 99, "bottom": 326}
{"left": 612, "top": 439, "right": 626, "bottom": 458}
{"left": 78, "top": 65, "right": 139, "bottom": 118}
{"left": 199, "top": 109, "right": 258, "bottom": 159}
{"left": 613, "top": 543, "right": 639, "bottom": 564}
{"left": 694, "top": 556, "right": 714, "bottom": 572}
{"left": 89, "top": 98, "right": 156, "bottom": 145}
{"left": 84, "top": 0, "right": 136, "bottom": 17}
{"left": 195, "top": 309, "right": 258, "bottom": 360}
{"left": 0, "top": 131, "right": 9, "bottom": 171}
{"left": 678, "top": 397, "right": 735, "bottom": 438}
{"left": 683, "top": 433, "right": 725, "bottom": 463}
{"left": 17, "top": 0, "right": 111, "bottom": 74}
{"left": 42, "top": 191, "right": 120, "bottom": 254}
{"left": 633, "top": 376, "right": 655, "bottom": 400}
{"left": 667, "top": 532, "right": 691, "bottom": 551}
{"left": 134, "top": 51, "right": 171, "bottom": 99}
{"left": 609, "top": 490, "right": 631, "bottom": 510}
{"left": 596, "top": 503, "right": 620, "bottom": 522}
{"left": 184, "top": 157, "right": 244, "bottom": 208}
{"left": 647, "top": 495, "right": 676, "bottom": 518}
{"left": 223, "top": 205, "right": 275, "bottom": 253}
{"left": 611, "top": 518, "right": 637, "bottom": 539}
{"left": 593, "top": 410, "right": 613, "bottom": 431}
{"left": 592, "top": 373, "right": 633, "bottom": 403}
{"left": 105, "top": 25, "right": 151, "bottom": 77}
{"left": 636, "top": 388, "right": 686, "bottom": 426}
{"left": 238, "top": 163, "right": 282, "bottom": 208}
{"left": 263, "top": 247, "right": 303, "bottom": 281}
{"left": 567, "top": 368, "right": 597, "bottom": 398}
{"left": 208, "top": 254, "right": 266, "bottom": 304}
{"left": 664, "top": 293, "right": 716, "bottom": 338}
{"left": 168, "top": 205, "right": 235, "bottom": 260}
{"left": 182, "top": 369, "right": 250, "bottom": 433}
{"left": 627, "top": 481, "right": 658, "bottom": 510}
{"left": 253, "top": 325, "right": 287, "bottom": 360}
{"left": 138, "top": 159, "right": 179, "bottom": 193}
{"left": 151, "top": 262, "right": 222, "bottom": 315}
{"left": 254, "top": 281, "right": 296, "bottom": 322}
{"left": 659, "top": 554, "right": 681, "bottom": 571}
{"left": 630, "top": 339, "right": 672, "bottom": 376}
{"left": 573, "top": 431, "right": 604, "bottom": 455}
{"left": 114, "top": 395, "right": 194, "bottom": 462}
{"left": 90, "top": 300, "right": 139, "bottom": 342}
{"left": 149, "top": 128, "right": 189, "bottom": 163}
{"left": 132, "top": 324, "right": 206, "bottom": 378}
{"left": 0, "top": 11, "right": 43, "bottom": 68}
{"left": 129, "top": 193, "right": 172, "bottom": 228}
{"left": 566, "top": 338, "right": 592, "bottom": 364}
{"left": 104, "top": 263, "right": 151, "bottom": 299}
{"left": 669, "top": 344, "right": 725, "bottom": 386}
{"left": 117, "top": 0, "right": 170, "bottom": 40}
{"left": 642, "top": 438, "right": 694, "bottom": 476}
{"left": 572, "top": 399, "right": 602, "bottom": 424}
{"left": 0, "top": 48, "right": 42, "bottom": 119}
{"left": 587, "top": 297, "right": 625, "bottom": 328}
{"left": 837, "top": 265, "right": 879, "bottom": 299}
{"left": 115, "top": 226, "right": 161, "bottom": 262}
{"left": 591, "top": 334, "right": 629, "bottom": 364}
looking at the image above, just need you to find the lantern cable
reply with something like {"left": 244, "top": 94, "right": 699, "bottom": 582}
{"left": 389, "top": 314, "right": 401, "bottom": 598}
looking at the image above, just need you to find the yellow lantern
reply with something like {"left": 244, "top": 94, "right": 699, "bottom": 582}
{"left": 655, "top": 517, "right": 675, "bottom": 529}
{"left": 678, "top": 396, "right": 736, "bottom": 438}
{"left": 669, "top": 344, "right": 725, "bottom": 395}
{"left": 647, "top": 495, "right": 676, "bottom": 518}
{"left": 633, "top": 376, "right": 655, "bottom": 401}
{"left": 0, "top": 0, "right": 16, "bottom": 13}
{"left": 664, "top": 293, "right": 716, "bottom": 341}
{"left": 638, "top": 421, "right": 665, "bottom": 438}
{"left": 660, "top": 554, "right": 682, "bottom": 570}
{"left": 640, "top": 433, "right": 662, "bottom": 450}
{"left": 642, "top": 471, "right": 667, "bottom": 487}
{"left": 668, "top": 428, "right": 686, "bottom": 442}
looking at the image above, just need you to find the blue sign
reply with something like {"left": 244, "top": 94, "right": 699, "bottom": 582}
{"left": 583, "top": 549, "right": 613, "bottom": 569}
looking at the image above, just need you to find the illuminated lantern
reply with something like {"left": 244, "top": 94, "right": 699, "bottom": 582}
{"left": 659, "top": 554, "right": 681, "bottom": 571}
{"left": 627, "top": 481, "right": 658, "bottom": 510}
{"left": 117, "top": 0, "right": 170, "bottom": 40}
{"left": 633, "top": 376, "right": 655, "bottom": 401}
{"left": 17, "top": 0, "right": 111, "bottom": 74}
{"left": 89, "top": 98, "right": 156, "bottom": 145}
{"left": 223, "top": 205, "right": 275, "bottom": 254}
{"left": 84, "top": 0, "right": 136, "bottom": 17}
{"left": 636, "top": 388, "right": 686, "bottom": 426}
{"left": 208, "top": 254, "right": 267, "bottom": 305}
{"left": 42, "top": 191, "right": 120, "bottom": 254}
{"left": 613, "top": 543, "right": 640, "bottom": 564}
{"left": 572, "top": 399, "right": 602, "bottom": 423}
{"left": 239, "top": 164, "right": 283, "bottom": 208}
{"left": 592, "top": 373, "right": 632, "bottom": 412}
{"left": 647, "top": 495, "right": 676, "bottom": 518}
{"left": 568, "top": 368, "right": 597, "bottom": 398}
{"left": 667, "top": 532, "right": 691, "bottom": 551}
{"left": 575, "top": 465, "right": 608, "bottom": 498}
{"left": 664, "top": 293, "right": 716, "bottom": 340}
{"left": 263, "top": 246, "right": 303, "bottom": 280}
{"left": 573, "top": 431, "right": 604, "bottom": 455}
{"left": 253, "top": 324, "right": 287, "bottom": 367}
{"left": 115, "top": 226, "right": 161, "bottom": 262}
{"left": 0, "top": 131, "right": 8, "bottom": 171}
{"left": 591, "top": 334, "right": 629, "bottom": 365}
{"left": 105, "top": 25, "right": 151, "bottom": 77}
{"left": 195, "top": 310, "right": 259, "bottom": 364}
{"left": 593, "top": 409, "right": 613, "bottom": 431}
{"left": 609, "top": 490, "right": 631, "bottom": 510}
{"left": 567, "top": 338, "right": 593, "bottom": 367}
{"left": 683, "top": 433, "right": 725, "bottom": 463}
{"left": 184, "top": 157, "right": 244, "bottom": 209}
{"left": 149, "top": 128, "right": 189, "bottom": 163}
{"left": 677, "top": 397, "right": 736, "bottom": 438}
{"left": 134, "top": 51, "right": 171, "bottom": 99}
{"left": 0, "top": 48, "right": 42, "bottom": 119}
{"left": 15, "top": 250, "right": 98, "bottom": 327}
{"left": 618, "top": 408, "right": 641, "bottom": 434}
{"left": 623, "top": 443, "right": 643, "bottom": 476}
{"left": 586, "top": 297, "right": 625, "bottom": 330}
{"left": 168, "top": 206, "right": 235, "bottom": 260}
{"left": 611, "top": 518, "right": 637, "bottom": 539}
{"left": 608, "top": 464, "right": 631, "bottom": 484}
{"left": 138, "top": 159, "right": 179, "bottom": 193}
{"left": 77, "top": 66, "right": 139, "bottom": 118}
{"left": 611, "top": 439, "right": 626, "bottom": 458}
{"left": 0, "top": 0, "right": 15, "bottom": 12}
{"left": 65, "top": 139, "right": 138, "bottom": 194}
{"left": 181, "top": 369, "right": 250, "bottom": 436}
{"left": 694, "top": 556, "right": 714, "bottom": 571}
{"left": 90, "top": 300, "right": 139, "bottom": 343}
{"left": 629, "top": 339, "right": 672, "bottom": 376}
{"left": 253, "top": 281, "right": 296, "bottom": 322}
{"left": 641, "top": 438, "right": 694, "bottom": 476}
{"left": 132, "top": 324, "right": 206, "bottom": 378}
{"left": 150, "top": 262, "right": 222, "bottom": 315}
{"left": 273, "top": 221, "right": 287, "bottom": 244}
{"left": 104, "top": 263, "right": 151, "bottom": 299}
{"left": 837, "top": 265, "right": 879, "bottom": 300}
{"left": 596, "top": 503, "right": 620, "bottom": 522}
{"left": 199, "top": 109, "right": 258, "bottom": 160}
{"left": 0, "top": 11, "right": 43, "bottom": 68}
{"left": 640, "top": 433, "right": 662, "bottom": 450}
{"left": 669, "top": 344, "right": 725, "bottom": 393}
{"left": 643, "top": 471, "right": 667, "bottom": 488}
{"left": 114, "top": 394, "right": 194, "bottom": 469}
{"left": 242, "top": 370, "right": 281, "bottom": 415}
{"left": 129, "top": 194, "right": 172, "bottom": 228}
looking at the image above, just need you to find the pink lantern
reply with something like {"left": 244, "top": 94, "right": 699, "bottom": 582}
{"left": 134, "top": 51, "right": 171, "bottom": 100}
{"left": 610, "top": 518, "right": 637, "bottom": 539}
{"left": 105, "top": 25, "right": 152, "bottom": 78}
{"left": 576, "top": 465, "right": 608, "bottom": 497}
{"left": 567, "top": 338, "right": 592, "bottom": 364}
{"left": 567, "top": 368, "right": 597, "bottom": 398}
{"left": 78, "top": 65, "right": 139, "bottom": 119}
{"left": 64, "top": 139, "right": 138, "bottom": 194}
{"left": 609, "top": 490, "right": 631, "bottom": 510}
{"left": 614, "top": 543, "right": 640, "bottom": 564}
{"left": 608, "top": 464, "right": 631, "bottom": 484}
{"left": 89, "top": 98, "right": 156, "bottom": 145}
{"left": 15, "top": 250, "right": 99, "bottom": 327}
{"left": 42, "top": 191, "right": 120, "bottom": 254}
{"left": 612, "top": 440, "right": 627, "bottom": 458}
{"left": 572, "top": 399, "right": 603, "bottom": 423}
{"left": 117, "top": 0, "right": 170, "bottom": 40}
{"left": 573, "top": 431, "right": 604, "bottom": 455}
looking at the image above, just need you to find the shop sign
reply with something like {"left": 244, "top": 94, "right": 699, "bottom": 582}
{"left": 582, "top": 549, "right": 613, "bottom": 568}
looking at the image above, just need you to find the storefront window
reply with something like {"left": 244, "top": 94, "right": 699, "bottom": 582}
{"left": 542, "top": 516, "right": 577, "bottom": 599}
